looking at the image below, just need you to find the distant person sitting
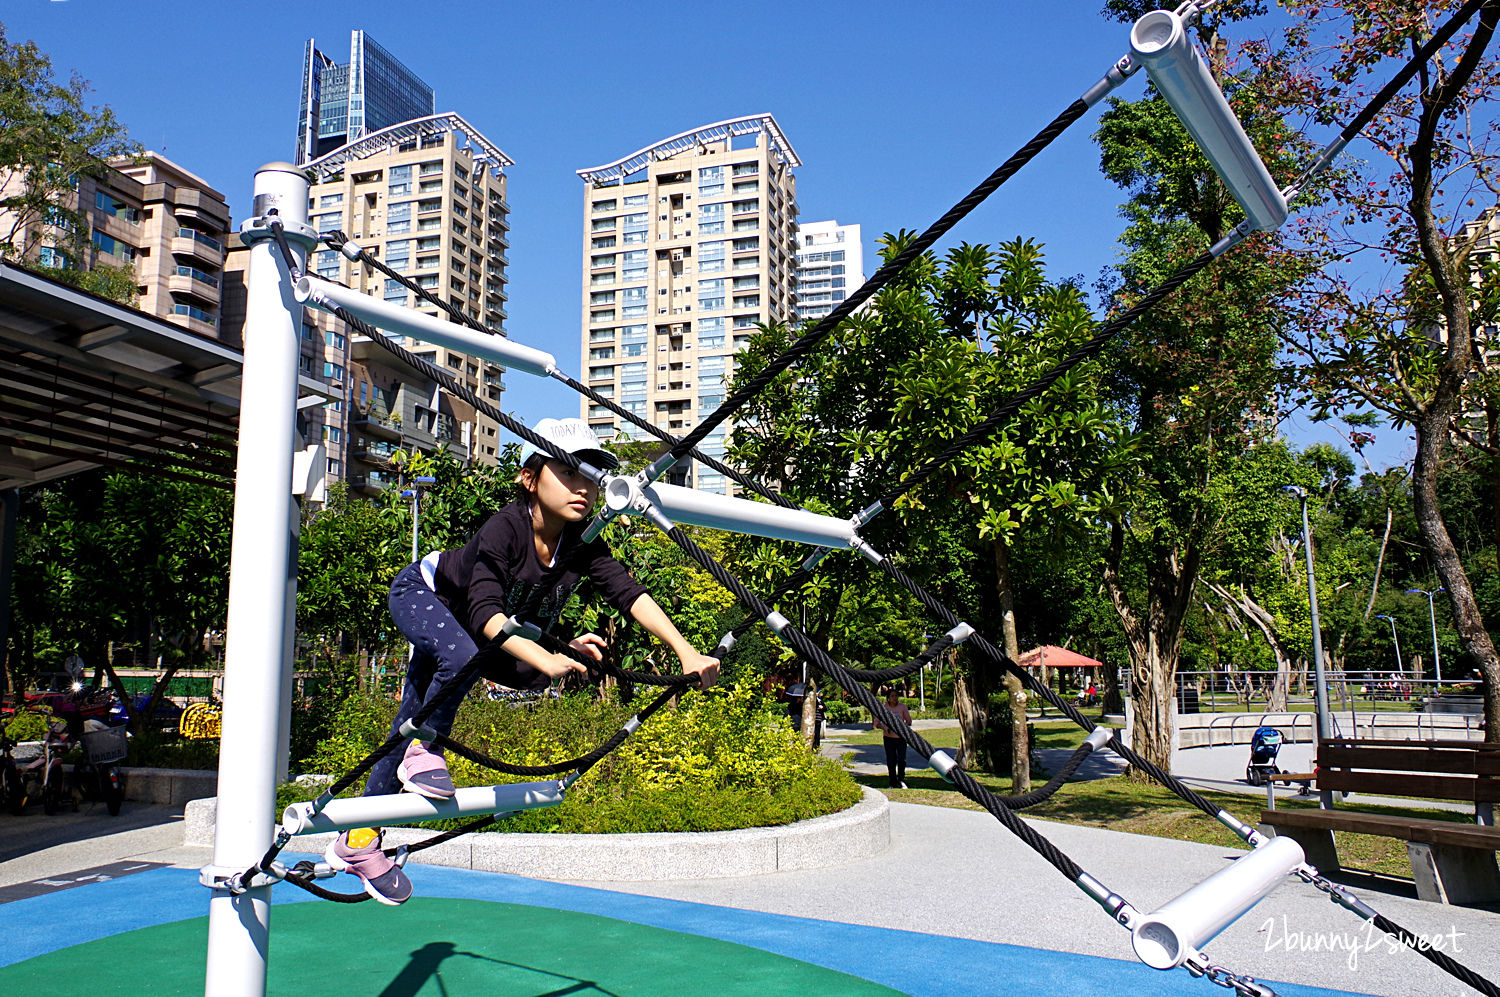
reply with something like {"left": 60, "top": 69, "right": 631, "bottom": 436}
{"left": 871, "top": 686, "right": 913, "bottom": 789}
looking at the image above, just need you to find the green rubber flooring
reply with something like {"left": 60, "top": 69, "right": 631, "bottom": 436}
{"left": 0, "top": 897, "right": 903, "bottom": 995}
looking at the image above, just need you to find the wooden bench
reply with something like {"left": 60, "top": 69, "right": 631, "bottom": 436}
{"left": 1259, "top": 738, "right": 1500, "bottom": 905}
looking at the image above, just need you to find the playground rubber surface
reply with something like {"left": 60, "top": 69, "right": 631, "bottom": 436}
{"left": 0, "top": 862, "right": 1373, "bottom": 996}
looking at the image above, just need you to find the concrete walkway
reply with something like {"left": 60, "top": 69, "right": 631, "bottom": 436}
{"left": 3, "top": 783, "right": 1498, "bottom": 996}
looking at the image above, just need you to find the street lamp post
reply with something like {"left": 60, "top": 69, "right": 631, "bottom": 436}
{"left": 1374, "top": 614, "right": 1403, "bottom": 674}
{"left": 1405, "top": 587, "right": 1445, "bottom": 688}
{"left": 402, "top": 475, "right": 438, "bottom": 564}
{"left": 1283, "top": 486, "right": 1332, "bottom": 742}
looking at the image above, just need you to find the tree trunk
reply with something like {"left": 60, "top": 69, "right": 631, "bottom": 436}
{"left": 800, "top": 679, "right": 820, "bottom": 748}
{"left": 993, "top": 536, "right": 1030, "bottom": 792}
{"left": 1412, "top": 416, "right": 1500, "bottom": 741}
{"left": 1102, "top": 521, "right": 1198, "bottom": 777}
{"left": 954, "top": 674, "right": 985, "bottom": 769}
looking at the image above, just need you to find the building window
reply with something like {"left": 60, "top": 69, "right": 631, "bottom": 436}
{"left": 322, "top": 193, "right": 344, "bottom": 206}
{"left": 591, "top": 236, "right": 617, "bottom": 249}
{"left": 314, "top": 249, "right": 340, "bottom": 278}
{"left": 698, "top": 241, "right": 726, "bottom": 273}
{"left": 324, "top": 361, "right": 344, "bottom": 380}
{"left": 324, "top": 425, "right": 342, "bottom": 443}
{"left": 697, "top": 317, "right": 726, "bottom": 349}
{"left": 91, "top": 230, "right": 136, "bottom": 260}
{"left": 592, "top": 199, "right": 617, "bottom": 214}
{"left": 94, "top": 190, "right": 140, "bottom": 222}
{"left": 621, "top": 250, "right": 648, "bottom": 283}
{"left": 326, "top": 330, "right": 346, "bottom": 350}
{"left": 384, "top": 279, "right": 408, "bottom": 303}
{"left": 298, "top": 354, "right": 313, "bottom": 373}
{"left": 698, "top": 166, "right": 724, "bottom": 197}
{"left": 589, "top": 347, "right": 615, "bottom": 360}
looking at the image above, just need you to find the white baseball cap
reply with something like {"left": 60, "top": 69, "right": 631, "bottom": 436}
{"left": 518, "top": 417, "right": 618, "bottom": 470}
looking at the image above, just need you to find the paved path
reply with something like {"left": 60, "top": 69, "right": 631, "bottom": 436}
{"left": 4, "top": 782, "right": 1498, "bottom": 995}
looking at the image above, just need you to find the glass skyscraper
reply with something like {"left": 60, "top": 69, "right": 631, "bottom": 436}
{"left": 296, "top": 30, "right": 436, "bottom": 165}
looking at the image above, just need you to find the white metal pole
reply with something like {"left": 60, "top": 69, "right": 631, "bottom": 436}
{"left": 202, "top": 163, "right": 313, "bottom": 997}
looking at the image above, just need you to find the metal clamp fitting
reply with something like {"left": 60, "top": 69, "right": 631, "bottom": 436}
{"left": 239, "top": 214, "right": 319, "bottom": 249}
{"left": 338, "top": 239, "right": 365, "bottom": 261}
{"left": 1085, "top": 727, "right": 1114, "bottom": 751}
{"left": 764, "top": 612, "right": 792, "bottom": 636}
{"left": 499, "top": 617, "right": 542, "bottom": 641}
{"left": 928, "top": 750, "right": 958, "bottom": 783}
{"left": 398, "top": 719, "right": 440, "bottom": 742}
{"left": 944, "top": 622, "right": 975, "bottom": 645}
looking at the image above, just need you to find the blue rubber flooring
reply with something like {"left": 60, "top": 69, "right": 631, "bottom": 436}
{"left": 0, "top": 857, "right": 1375, "bottom": 996}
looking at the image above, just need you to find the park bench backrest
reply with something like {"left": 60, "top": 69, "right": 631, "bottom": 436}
{"left": 1316, "top": 738, "right": 1500, "bottom": 804}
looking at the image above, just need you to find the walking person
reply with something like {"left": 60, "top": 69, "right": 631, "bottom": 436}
{"left": 872, "top": 686, "right": 913, "bottom": 789}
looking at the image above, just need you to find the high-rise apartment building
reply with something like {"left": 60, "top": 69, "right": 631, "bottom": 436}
{"left": 795, "top": 220, "right": 864, "bottom": 323}
{"left": 0, "top": 152, "right": 232, "bottom": 338}
{"left": 577, "top": 115, "right": 800, "bottom": 494}
{"left": 297, "top": 31, "right": 436, "bottom": 166}
{"left": 294, "top": 112, "right": 515, "bottom": 488}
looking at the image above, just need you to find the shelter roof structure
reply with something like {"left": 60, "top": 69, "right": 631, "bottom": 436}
{"left": 576, "top": 114, "right": 800, "bottom": 187}
{"left": 304, "top": 111, "right": 514, "bottom": 180}
{"left": 0, "top": 260, "right": 325, "bottom": 490}
{"left": 1015, "top": 645, "right": 1104, "bottom": 669}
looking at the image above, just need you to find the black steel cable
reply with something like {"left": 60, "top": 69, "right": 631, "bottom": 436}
{"left": 554, "top": 371, "right": 796, "bottom": 508}
{"left": 997, "top": 738, "right": 1098, "bottom": 810}
{"left": 1371, "top": 913, "right": 1500, "bottom": 997}
{"left": 668, "top": 97, "right": 1096, "bottom": 465}
{"left": 428, "top": 686, "right": 678, "bottom": 777}
{"left": 662, "top": 525, "right": 1087, "bottom": 883}
{"left": 326, "top": 230, "right": 794, "bottom": 509}
{"left": 842, "top": 633, "right": 957, "bottom": 683}
{"left": 872, "top": 248, "right": 1215, "bottom": 513}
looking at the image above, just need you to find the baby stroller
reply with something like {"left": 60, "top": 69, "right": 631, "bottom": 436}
{"left": 1245, "top": 726, "right": 1284, "bottom": 786}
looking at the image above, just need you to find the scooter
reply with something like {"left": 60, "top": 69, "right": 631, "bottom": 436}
{"left": 74, "top": 720, "right": 127, "bottom": 816}
{"left": 16, "top": 719, "right": 75, "bottom": 814}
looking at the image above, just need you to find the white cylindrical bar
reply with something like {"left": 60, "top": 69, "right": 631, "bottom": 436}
{"left": 1130, "top": 835, "right": 1305, "bottom": 970}
{"left": 204, "top": 163, "right": 311, "bottom": 997}
{"left": 281, "top": 781, "right": 566, "bottom": 836}
{"left": 294, "top": 275, "right": 557, "bottom": 378}
{"left": 1130, "top": 10, "right": 1287, "bottom": 232}
{"left": 611, "top": 479, "right": 859, "bottom": 548}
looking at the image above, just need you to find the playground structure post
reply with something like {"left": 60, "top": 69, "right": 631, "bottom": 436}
{"left": 201, "top": 163, "right": 314, "bottom": 997}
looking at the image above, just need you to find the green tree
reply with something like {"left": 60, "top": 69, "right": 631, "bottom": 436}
{"left": 730, "top": 238, "right": 1131, "bottom": 785}
{"left": 1092, "top": 5, "right": 1318, "bottom": 774}
{"left": 1277, "top": 0, "right": 1500, "bottom": 738}
{"left": 0, "top": 24, "right": 137, "bottom": 289}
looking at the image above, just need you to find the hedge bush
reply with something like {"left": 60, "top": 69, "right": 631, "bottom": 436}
{"left": 279, "top": 683, "right": 860, "bottom": 834}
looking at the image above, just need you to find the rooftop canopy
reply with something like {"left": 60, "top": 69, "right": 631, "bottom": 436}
{"left": 576, "top": 113, "right": 800, "bottom": 187}
{"left": 305, "top": 111, "right": 515, "bottom": 180}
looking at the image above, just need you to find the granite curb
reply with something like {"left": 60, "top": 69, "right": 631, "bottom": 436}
{"left": 183, "top": 786, "right": 890, "bottom": 881}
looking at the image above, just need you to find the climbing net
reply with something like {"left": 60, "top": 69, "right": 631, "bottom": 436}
{"left": 230, "top": 3, "right": 1500, "bottom": 995}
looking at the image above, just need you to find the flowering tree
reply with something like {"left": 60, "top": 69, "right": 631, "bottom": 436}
{"left": 1279, "top": 0, "right": 1500, "bottom": 738}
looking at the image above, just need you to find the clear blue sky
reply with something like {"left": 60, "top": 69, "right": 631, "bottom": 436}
{"left": 4, "top": 0, "right": 1412, "bottom": 470}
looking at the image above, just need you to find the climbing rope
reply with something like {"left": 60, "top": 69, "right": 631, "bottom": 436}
{"left": 253, "top": 6, "right": 1500, "bottom": 993}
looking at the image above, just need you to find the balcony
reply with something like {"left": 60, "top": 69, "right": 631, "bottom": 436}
{"left": 171, "top": 227, "right": 223, "bottom": 266}
{"left": 350, "top": 437, "right": 403, "bottom": 463}
{"left": 168, "top": 265, "right": 221, "bottom": 303}
{"left": 348, "top": 470, "right": 399, "bottom": 494}
{"left": 354, "top": 408, "right": 402, "bottom": 440}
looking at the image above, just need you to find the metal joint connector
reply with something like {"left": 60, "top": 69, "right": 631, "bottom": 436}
{"left": 944, "top": 622, "right": 975, "bottom": 645}
{"left": 499, "top": 617, "right": 543, "bottom": 641}
{"left": 1076, "top": 872, "right": 1128, "bottom": 921}
{"left": 622, "top": 716, "right": 642, "bottom": 735}
{"left": 853, "top": 539, "right": 886, "bottom": 565}
{"left": 928, "top": 750, "right": 958, "bottom": 783}
{"left": 764, "top": 612, "right": 792, "bottom": 636}
{"left": 238, "top": 214, "right": 319, "bottom": 248}
{"left": 392, "top": 845, "right": 410, "bottom": 868}
{"left": 851, "top": 500, "right": 884, "bottom": 529}
{"left": 716, "top": 631, "right": 737, "bottom": 653}
{"left": 338, "top": 239, "right": 365, "bottom": 261}
{"left": 1085, "top": 727, "right": 1113, "bottom": 751}
{"left": 799, "top": 549, "right": 831, "bottom": 573}
{"left": 398, "top": 719, "right": 439, "bottom": 742}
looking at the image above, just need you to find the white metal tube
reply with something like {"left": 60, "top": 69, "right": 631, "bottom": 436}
{"left": 281, "top": 781, "right": 566, "bottom": 836}
{"left": 294, "top": 275, "right": 557, "bottom": 378}
{"left": 204, "top": 163, "right": 311, "bottom": 997}
{"left": 606, "top": 478, "right": 859, "bottom": 548}
{"left": 1130, "top": 10, "right": 1287, "bottom": 232}
{"left": 1130, "top": 835, "right": 1305, "bottom": 970}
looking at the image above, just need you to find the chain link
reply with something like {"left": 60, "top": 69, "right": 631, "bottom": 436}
{"left": 1189, "top": 956, "right": 1281, "bottom": 997}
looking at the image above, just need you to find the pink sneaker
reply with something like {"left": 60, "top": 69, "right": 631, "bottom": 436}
{"left": 397, "top": 740, "right": 456, "bottom": 799}
{"left": 325, "top": 828, "right": 412, "bottom": 905}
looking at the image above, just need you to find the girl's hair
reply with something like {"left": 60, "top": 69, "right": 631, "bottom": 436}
{"left": 514, "top": 453, "right": 547, "bottom": 500}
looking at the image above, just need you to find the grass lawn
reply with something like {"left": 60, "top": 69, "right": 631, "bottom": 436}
{"left": 837, "top": 719, "right": 1452, "bottom": 880}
